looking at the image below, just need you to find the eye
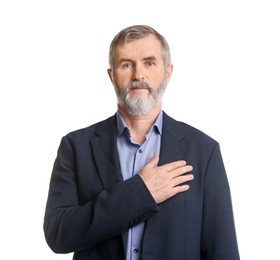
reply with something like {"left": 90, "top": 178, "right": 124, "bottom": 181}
{"left": 146, "top": 61, "right": 156, "bottom": 67}
{"left": 122, "top": 63, "right": 133, "bottom": 69}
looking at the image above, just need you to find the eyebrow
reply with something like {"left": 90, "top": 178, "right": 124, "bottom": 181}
{"left": 119, "top": 56, "right": 157, "bottom": 63}
{"left": 118, "top": 58, "right": 134, "bottom": 64}
{"left": 143, "top": 56, "right": 157, "bottom": 62}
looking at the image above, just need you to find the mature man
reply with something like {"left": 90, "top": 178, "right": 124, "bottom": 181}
{"left": 44, "top": 25, "right": 240, "bottom": 259}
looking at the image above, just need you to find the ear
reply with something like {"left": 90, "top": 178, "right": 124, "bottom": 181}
{"left": 107, "top": 69, "right": 113, "bottom": 83}
{"left": 166, "top": 64, "right": 173, "bottom": 82}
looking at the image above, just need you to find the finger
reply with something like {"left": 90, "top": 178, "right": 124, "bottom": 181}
{"left": 144, "top": 154, "right": 160, "bottom": 169}
{"left": 177, "top": 184, "right": 191, "bottom": 192}
{"left": 170, "top": 184, "right": 191, "bottom": 196}
{"left": 164, "top": 160, "right": 187, "bottom": 172}
{"left": 172, "top": 174, "right": 194, "bottom": 187}
{"left": 169, "top": 165, "right": 193, "bottom": 178}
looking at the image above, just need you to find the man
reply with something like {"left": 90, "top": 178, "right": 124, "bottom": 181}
{"left": 44, "top": 25, "right": 240, "bottom": 259}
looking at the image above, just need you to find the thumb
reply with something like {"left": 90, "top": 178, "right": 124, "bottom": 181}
{"left": 144, "top": 154, "right": 160, "bottom": 169}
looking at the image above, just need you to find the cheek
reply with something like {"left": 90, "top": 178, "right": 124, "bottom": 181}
{"left": 115, "top": 79, "right": 129, "bottom": 89}
{"left": 150, "top": 72, "right": 165, "bottom": 86}
{"left": 114, "top": 72, "right": 132, "bottom": 86}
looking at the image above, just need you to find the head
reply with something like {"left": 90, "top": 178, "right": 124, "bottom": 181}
{"left": 107, "top": 25, "right": 173, "bottom": 116}
{"left": 108, "top": 25, "right": 171, "bottom": 71}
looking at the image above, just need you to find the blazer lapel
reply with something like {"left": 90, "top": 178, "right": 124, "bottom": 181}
{"left": 158, "top": 112, "right": 186, "bottom": 166}
{"left": 89, "top": 115, "right": 122, "bottom": 189}
{"left": 143, "top": 113, "right": 188, "bottom": 253}
{"left": 90, "top": 115, "right": 129, "bottom": 252}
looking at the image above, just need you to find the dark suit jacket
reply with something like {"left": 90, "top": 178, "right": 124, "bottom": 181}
{"left": 44, "top": 112, "right": 240, "bottom": 259}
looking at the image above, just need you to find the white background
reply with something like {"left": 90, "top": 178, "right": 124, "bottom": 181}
{"left": 1, "top": 0, "right": 279, "bottom": 259}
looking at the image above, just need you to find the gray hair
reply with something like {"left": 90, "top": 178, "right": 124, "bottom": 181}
{"left": 108, "top": 25, "right": 171, "bottom": 70}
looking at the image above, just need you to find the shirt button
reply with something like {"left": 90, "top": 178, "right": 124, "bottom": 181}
{"left": 133, "top": 248, "right": 139, "bottom": 254}
{"left": 138, "top": 149, "right": 142, "bottom": 154}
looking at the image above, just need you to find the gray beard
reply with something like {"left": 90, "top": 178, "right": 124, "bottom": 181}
{"left": 114, "top": 78, "right": 167, "bottom": 116}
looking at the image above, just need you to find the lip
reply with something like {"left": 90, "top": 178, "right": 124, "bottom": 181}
{"left": 131, "top": 87, "right": 148, "bottom": 90}
{"left": 130, "top": 86, "right": 149, "bottom": 90}
{"left": 130, "top": 87, "right": 149, "bottom": 92}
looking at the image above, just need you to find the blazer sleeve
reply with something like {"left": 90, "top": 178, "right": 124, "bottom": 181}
{"left": 43, "top": 136, "right": 159, "bottom": 254}
{"left": 201, "top": 143, "right": 240, "bottom": 260}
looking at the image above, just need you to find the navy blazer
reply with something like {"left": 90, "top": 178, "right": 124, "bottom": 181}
{"left": 44, "top": 112, "right": 240, "bottom": 259}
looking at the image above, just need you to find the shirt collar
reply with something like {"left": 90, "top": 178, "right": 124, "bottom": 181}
{"left": 116, "top": 110, "right": 163, "bottom": 136}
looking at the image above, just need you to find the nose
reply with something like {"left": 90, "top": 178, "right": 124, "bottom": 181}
{"left": 133, "top": 64, "right": 145, "bottom": 81}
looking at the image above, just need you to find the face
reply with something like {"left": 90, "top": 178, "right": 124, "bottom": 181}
{"left": 108, "top": 35, "right": 173, "bottom": 116}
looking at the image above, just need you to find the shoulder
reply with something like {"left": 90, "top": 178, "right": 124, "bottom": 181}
{"left": 162, "top": 112, "right": 218, "bottom": 148}
{"left": 63, "top": 114, "right": 117, "bottom": 142}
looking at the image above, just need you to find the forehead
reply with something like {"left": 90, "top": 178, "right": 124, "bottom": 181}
{"left": 115, "top": 35, "right": 163, "bottom": 61}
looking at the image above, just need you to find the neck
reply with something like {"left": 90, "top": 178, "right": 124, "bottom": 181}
{"left": 118, "top": 105, "right": 161, "bottom": 144}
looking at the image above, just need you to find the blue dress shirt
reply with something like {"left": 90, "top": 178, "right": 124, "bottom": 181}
{"left": 116, "top": 111, "right": 162, "bottom": 260}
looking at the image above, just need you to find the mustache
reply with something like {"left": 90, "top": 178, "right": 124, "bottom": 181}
{"left": 129, "top": 81, "right": 151, "bottom": 90}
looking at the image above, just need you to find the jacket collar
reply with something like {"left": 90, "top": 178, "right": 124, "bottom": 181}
{"left": 89, "top": 115, "right": 122, "bottom": 189}
{"left": 159, "top": 112, "right": 186, "bottom": 166}
{"left": 89, "top": 112, "right": 187, "bottom": 251}
{"left": 89, "top": 112, "right": 186, "bottom": 186}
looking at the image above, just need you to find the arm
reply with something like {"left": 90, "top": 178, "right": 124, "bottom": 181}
{"left": 43, "top": 136, "right": 159, "bottom": 253}
{"left": 201, "top": 144, "right": 240, "bottom": 260}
